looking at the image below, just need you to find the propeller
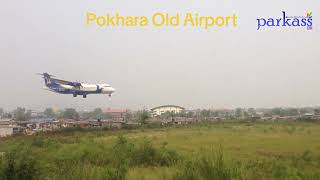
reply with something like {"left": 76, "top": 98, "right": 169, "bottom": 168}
{"left": 36, "top": 73, "right": 56, "bottom": 78}
{"left": 72, "top": 81, "right": 83, "bottom": 88}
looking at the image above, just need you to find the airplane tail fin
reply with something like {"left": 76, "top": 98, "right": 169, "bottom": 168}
{"left": 37, "top": 73, "right": 55, "bottom": 86}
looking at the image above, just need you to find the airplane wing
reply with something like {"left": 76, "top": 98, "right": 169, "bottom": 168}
{"left": 51, "top": 78, "right": 82, "bottom": 88}
{"left": 38, "top": 73, "right": 82, "bottom": 88}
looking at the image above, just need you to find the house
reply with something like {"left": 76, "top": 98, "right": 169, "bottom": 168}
{"left": 0, "top": 119, "right": 22, "bottom": 137}
{"left": 0, "top": 126, "right": 22, "bottom": 137}
{"left": 104, "top": 108, "right": 129, "bottom": 120}
{"left": 172, "top": 117, "right": 194, "bottom": 125}
{"left": 59, "top": 119, "right": 91, "bottom": 128}
{"left": 0, "top": 119, "right": 15, "bottom": 126}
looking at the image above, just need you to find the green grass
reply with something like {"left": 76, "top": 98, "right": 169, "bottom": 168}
{"left": 1, "top": 122, "right": 320, "bottom": 179}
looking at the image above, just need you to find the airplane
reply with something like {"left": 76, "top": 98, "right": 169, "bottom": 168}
{"left": 38, "top": 73, "right": 115, "bottom": 98}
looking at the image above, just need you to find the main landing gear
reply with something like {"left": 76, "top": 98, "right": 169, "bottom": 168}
{"left": 72, "top": 94, "right": 86, "bottom": 98}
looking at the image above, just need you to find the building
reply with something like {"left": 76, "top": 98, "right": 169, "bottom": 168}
{"left": 0, "top": 119, "right": 22, "bottom": 137}
{"left": 30, "top": 110, "right": 44, "bottom": 118}
{"left": 0, "top": 126, "right": 21, "bottom": 137}
{"left": 151, "top": 105, "right": 185, "bottom": 117}
{"left": 103, "top": 108, "right": 129, "bottom": 120}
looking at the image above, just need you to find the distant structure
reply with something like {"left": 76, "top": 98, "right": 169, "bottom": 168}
{"left": 0, "top": 119, "right": 21, "bottom": 137}
{"left": 151, "top": 105, "right": 185, "bottom": 117}
{"left": 103, "top": 108, "right": 129, "bottom": 120}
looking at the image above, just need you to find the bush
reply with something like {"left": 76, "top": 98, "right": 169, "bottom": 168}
{"left": 31, "top": 136, "right": 45, "bottom": 147}
{"left": 0, "top": 147, "right": 40, "bottom": 180}
{"left": 51, "top": 164, "right": 127, "bottom": 180}
{"left": 173, "top": 160, "right": 200, "bottom": 180}
{"left": 158, "top": 148, "right": 179, "bottom": 166}
{"left": 131, "top": 139, "right": 179, "bottom": 167}
{"left": 1, "top": 135, "right": 180, "bottom": 179}
{"left": 132, "top": 139, "right": 158, "bottom": 166}
{"left": 173, "top": 146, "right": 240, "bottom": 180}
{"left": 301, "top": 150, "right": 313, "bottom": 162}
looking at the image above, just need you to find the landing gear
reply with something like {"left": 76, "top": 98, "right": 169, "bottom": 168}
{"left": 73, "top": 94, "right": 77, "bottom": 97}
{"left": 83, "top": 94, "right": 87, "bottom": 98}
{"left": 108, "top": 94, "right": 111, "bottom": 97}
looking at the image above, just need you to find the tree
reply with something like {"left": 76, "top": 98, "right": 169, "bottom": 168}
{"left": 162, "top": 111, "right": 176, "bottom": 118}
{"left": 286, "top": 108, "right": 299, "bottom": 116}
{"left": 177, "top": 110, "right": 186, "bottom": 117}
{"left": 92, "top": 108, "right": 103, "bottom": 118}
{"left": 314, "top": 108, "right": 320, "bottom": 115}
{"left": 124, "top": 112, "right": 133, "bottom": 122}
{"left": 2, "top": 113, "right": 12, "bottom": 119}
{"left": 0, "top": 108, "right": 3, "bottom": 116}
{"left": 186, "top": 111, "right": 194, "bottom": 118}
{"left": 200, "top": 110, "right": 211, "bottom": 118}
{"left": 263, "top": 111, "right": 272, "bottom": 117}
{"left": 235, "top": 108, "right": 242, "bottom": 118}
{"left": 62, "top": 108, "right": 79, "bottom": 120}
{"left": 271, "top": 108, "right": 282, "bottom": 116}
{"left": 212, "top": 111, "right": 219, "bottom": 117}
{"left": 44, "top": 108, "right": 56, "bottom": 118}
{"left": 12, "top": 107, "right": 31, "bottom": 121}
{"left": 139, "top": 111, "right": 150, "bottom": 125}
{"left": 248, "top": 108, "right": 256, "bottom": 116}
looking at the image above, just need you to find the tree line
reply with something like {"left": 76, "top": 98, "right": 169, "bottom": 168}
{"left": 0, "top": 107, "right": 114, "bottom": 121}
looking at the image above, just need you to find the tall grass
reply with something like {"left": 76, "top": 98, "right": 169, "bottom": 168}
{"left": 173, "top": 146, "right": 243, "bottom": 180}
{"left": 0, "top": 146, "right": 40, "bottom": 180}
{"left": 0, "top": 135, "right": 180, "bottom": 179}
{"left": 1, "top": 122, "right": 320, "bottom": 179}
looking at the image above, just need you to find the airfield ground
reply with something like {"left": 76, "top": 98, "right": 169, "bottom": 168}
{"left": 0, "top": 122, "right": 320, "bottom": 179}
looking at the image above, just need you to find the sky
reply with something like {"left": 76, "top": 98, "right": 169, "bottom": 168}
{"left": 0, "top": 0, "right": 319, "bottom": 111}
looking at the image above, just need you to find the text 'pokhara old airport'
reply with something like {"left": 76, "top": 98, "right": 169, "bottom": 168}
{"left": 86, "top": 12, "right": 238, "bottom": 30}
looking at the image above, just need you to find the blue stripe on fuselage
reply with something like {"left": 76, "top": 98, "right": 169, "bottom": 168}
{"left": 46, "top": 82, "right": 102, "bottom": 95}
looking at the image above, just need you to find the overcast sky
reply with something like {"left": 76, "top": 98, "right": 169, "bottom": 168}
{"left": 0, "top": 0, "right": 319, "bottom": 111}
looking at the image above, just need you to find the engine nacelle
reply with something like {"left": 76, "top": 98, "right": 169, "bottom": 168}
{"left": 80, "top": 84, "right": 99, "bottom": 92}
{"left": 60, "top": 84, "right": 74, "bottom": 90}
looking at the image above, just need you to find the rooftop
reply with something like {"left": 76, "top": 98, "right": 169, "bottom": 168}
{"left": 151, "top": 105, "right": 185, "bottom": 111}
{"left": 104, "top": 108, "right": 128, "bottom": 113}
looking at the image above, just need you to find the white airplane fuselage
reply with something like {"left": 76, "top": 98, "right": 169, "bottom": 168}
{"left": 41, "top": 73, "right": 115, "bottom": 98}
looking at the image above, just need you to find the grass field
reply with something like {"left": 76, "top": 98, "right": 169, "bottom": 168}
{"left": 1, "top": 122, "right": 320, "bottom": 179}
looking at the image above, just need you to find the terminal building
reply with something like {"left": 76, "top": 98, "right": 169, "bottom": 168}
{"left": 151, "top": 105, "right": 185, "bottom": 117}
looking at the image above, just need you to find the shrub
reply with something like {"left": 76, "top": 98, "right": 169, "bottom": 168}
{"left": 1, "top": 134, "right": 183, "bottom": 179}
{"left": 196, "top": 148, "right": 232, "bottom": 180}
{"left": 111, "top": 136, "right": 180, "bottom": 167}
{"left": 132, "top": 139, "right": 158, "bottom": 166}
{"left": 301, "top": 150, "right": 313, "bottom": 162}
{"left": 173, "top": 160, "right": 200, "bottom": 180}
{"left": 158, "top": 148, "right": 179, "bottom": 166}
{"left": 31, "top": 136, "right": 45, "bottom": 147}
{"left": 103, "top": 167, "right": 127, "bottom": 180}
{"left": 0, "top": 147, "right": 40, "bottom": 180}
{"left": 173, "top": 146, "right": 240, "bottom": 180}
{"left": 271, "top": 160, "right": 289, "bottom": 179}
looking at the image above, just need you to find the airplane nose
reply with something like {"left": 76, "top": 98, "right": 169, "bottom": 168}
{"left": 103, "top": 87, "right": 115, "bottom": 94}
{"left": 110, "top": 87, "right": 115, "bottom": 93}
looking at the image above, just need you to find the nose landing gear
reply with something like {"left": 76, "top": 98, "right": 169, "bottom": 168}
{"left": 83, "top": 94, "right": 87, "bottom": 98}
